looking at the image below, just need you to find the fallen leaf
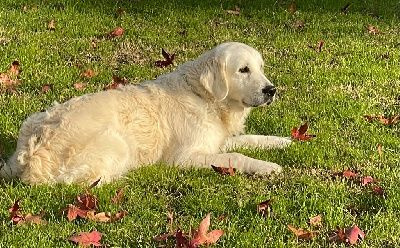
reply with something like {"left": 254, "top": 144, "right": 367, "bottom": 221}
{"left": 18, "top": 212, "right": 47, "bottom": 225}
{"left": 176, "top": 229, "right": 190, "bottom": 248}
{"left": 378, "top": 115, "right": 399, "bottom": 126}
{"left": 155, "top": 48, "right": 175, "bottom": 68}
{"left": 257, "top": 199, "right": 272, "bottom": 218}
{"left": 81, "top": 69, "right": 96, "bottom": 78}
{"left": 287, "top": 224, "right": 317, "bottom": 240}
{"left": 65, "top": 204, "right": 90, "bottom": 221}
{"left": 342, "top": 169, "right": 358, "bottom": 179}
{"left": 110, "top": 210, "right": 128, "bottom": 222}
{"left": 288, "top": 2, "right": 297, "bottom": 14}
{"left": 330, "top": 225, "right": 365, "bottom": 245}
{"left": 0, "top": 60, "right": 21, "bottom": 90}
{"left": 153, "top": 232, "right": 174, "bottom": 242}
{"left": 111, "top": 188, "right": 125, "bottom": 204}
{"left": 361, "top": 176, "right": 375, "bottom": 186}
{"left": 189, "top": 213, "right": 224, "bottom": 247}
{"left": 372, "top": 185, "right": 384, "bottom": 196}
{"left": 116, "top": 7, "right": 126, "bottom": 16}
{"left": 108, "top": 27, "right": 124, "bottom": 38}
{"left": 47, "top": 19, "right": 56, "bottom": 30}
{"left": 226, "top": 6, "right": 240, "bottom": 15}
{"left": 293, "top": 20, "right": 305, "bottom": 29}
{"left": 309, "top": 214, "right": 322, "bottom": 227}
{"left": 367, "top": 24, "right": 380, "bottom": 34}
{"left": 9, "top": 200, "right": 24, "bottom": 225}
{"left": 377, "top": 144, "right": 383, "bottom": 157}
{"left": 211, "top": 164, "right": 236, "bottom": 176}
{"left": 104, "top": 75, "right": 128, "bottom": 90}
{"left": 73, "top": 82, "right": 87, "bottom": 90}
{"left": 88, "top": 178, "right": 101, "bottom": 189}
{"left": 316, "top": 40, "right": 324, "bottom": 52}
{"left": 69, "top": 231, "right": 103, "bottom": 247}
{"left": 291, "top": 122, "right": 316, "bottom": 141}
{"left": 41, "top": 84, "right": 53, "bottom": 93}
{"left": 346, "top": 225, "right": 365, "bottom": 245}
{"left": 76, "top": 193, "right": 98, "bottom": 210}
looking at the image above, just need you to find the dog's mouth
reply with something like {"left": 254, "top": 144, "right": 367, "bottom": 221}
{"left": 242, "top": 98, "right": 273, "bottom": 108}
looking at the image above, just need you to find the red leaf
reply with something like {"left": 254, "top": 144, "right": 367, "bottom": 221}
{"left": 76, "top": 193, "right": 98, "bottom": 210}
{"left": 189, "top": 213, "right": 224, "bottom": 247}
{"left": 73, "top": 82, "right": 87, "bottom": 90}
{"left": 155, "top": 48, "right": 175, "bottom": 68}
{"left": 108, "top": 27, "right": 124, "bottom": 38}
{"left": 287, "top": 224, "right": 317, "bottom": 240}
{"left": 291, "top": 122, "right": 315, "bottom": 141}
{"left": 9, "top": 199, "right": 24, "bottom": 225}
{"left": 257, "top": 199, "right": 272, "bottom": 218}
{"left": 69, "top": 231, "right": 103, "bottom": 247}
{"left": 342, "top": 169, "right": 357, "bottom": 179}
{"left": 346, "top": 225, "right": 365, "bottom": 245}
{"left": 176, "top": 229, "right": 190, "bottom": 248}
{"left": 361, "top": 176, "right": 375, "bottom": 186}
{"left": 372, "top": 185, "right": 384, "bottom": 196}
{"left": 65, "top": 204, "right": 90, "bottom": 221}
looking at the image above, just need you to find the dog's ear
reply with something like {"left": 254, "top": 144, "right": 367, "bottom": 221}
{"left": 199, "top": 56, "right": 228, "bottom": 101}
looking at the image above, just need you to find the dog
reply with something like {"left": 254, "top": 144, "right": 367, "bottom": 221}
{"left": 0, "top": 42, "right": 291, "bottom": 184}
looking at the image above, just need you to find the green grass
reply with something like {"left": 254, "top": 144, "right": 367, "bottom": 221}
{"left": 1, "top": 0, "right": 400, "bottom": 247}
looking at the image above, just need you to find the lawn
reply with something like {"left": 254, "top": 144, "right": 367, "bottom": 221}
{"left": 0, "top": 0, "right": 399, "bottom": 247}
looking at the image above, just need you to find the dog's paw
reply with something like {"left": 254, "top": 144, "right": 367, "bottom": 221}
{"left": 252, "top": 161, "right": 282, "bottom": 175}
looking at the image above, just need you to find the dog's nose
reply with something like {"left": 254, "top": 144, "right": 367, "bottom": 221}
{"left": 262, "top": 86, "right": 276, "bottom": 97}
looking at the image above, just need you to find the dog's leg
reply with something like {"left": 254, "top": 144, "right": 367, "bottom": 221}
{"left": 184, "top": 152, "right": 282, "bottom": 174}
{"left": 221, "top": 135, "right": 292, "bottom": 151}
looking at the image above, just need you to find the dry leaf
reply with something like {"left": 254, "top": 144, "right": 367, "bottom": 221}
{"left": 88, "top": 178, "right": 101, "bottom": 189}
{"left": 342, "top": 169, "right": 357, "bottom": 179}
{"left": 69, "top": 231, "right": 103, "bottom": 247}
{"left": 316, "top": 40, "right": 324, "bottom": 52}
{"left": 189, "top": 213, "right": 224, "bottom": 247}
{"left": 0, "top": 60, "right": 21, "bottom": 90}
{"left": 309, "top": 214, "right": 322, "bottom": 227}
{"left": 293, "top": 20, "right": 305, "bottom": 29}
{"left": 291, "top": 122, "right": 316, "bottom": 141}
{"left": 73, "top": 82, "right": 87, "bottom": 90}
{"left": 372, "top": 185, "right": 384, "bottom": 196}
{"left": 155, "top": 48, "right": 175, "bottom": 68}
{"left": 111, "top": 188, "right": 125, "bottom": 204}
{"left": 108, "top": 27, "right": 124, "bottom": 38}
{"left": 361, "top": 176, "right": 375, "bottom": 186}
{"left": 41, "top": 84, "right": 53, "bottom": 93}
{"left": 104, "top": 75, "right": 128, "bottom": 90}
{"left": 331, "top": 225, "right": 365, "bottom": 245}
{"left": 18, "top": 212, "right": 47, "bottom": 225}
{"left": 47, "top": 19, "right": 56, "bottom": 30}
{"left": 367, "top": 24, "right": 380, "bottom": 34}
{"left": 226, "top": 6, "right": 240, "bottom": 15}
{"left": 288, "top": 224, "right": 317, "bottom": 240}
{"left": 257, "top": 199, "right": 272, "bottom": 218}
{"left": 81, "top": 69, "right": 96, "bottom": 78}
{"left": 341, "top": 3, "right": 351, "bottom": 14}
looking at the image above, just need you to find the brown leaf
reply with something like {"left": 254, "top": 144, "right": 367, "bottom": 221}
{"left": 291, "top": 122, "right": 316, "bottom": 141}
{"left": 108, "top": 27, "right": 124, "bottom": 38}
{"left": 73, "top": 82, "right": 87, "bottom": 90}
{"left": 226, "top": 6, "right": 240, "bottom": 15}
{"left": 211, "top": 163, "right": 236, "bottom": 176}
{"left": 372, "top": 185, "right": 384, "bottom": 196}
{"left": 81, "top": 69, "right": 96, "bottom": 78}
{"left": 104, "top": 75, "right": 128, "bottom": 90}
{"left": 18, "top": 211, "right": 47, "bottom": 225}
{"left": 86, "top": 211, "right": 111, "bottom": 222}
{"left": 287, "top": 224, "right": 317, "bottom": 240}
{"left": 0, "top": 61, "right": 21, "bottom": 90}
{"left": 110, "top": 210, "right": 128, "bottom": 222}
{"left": 309, "top": 214, "right": 322, "bottom": 227}
{"left": 342, "top": 169, "right": 357, "bottom": 179}
{"left": 288, "top": 2, "right": 297, "bottom": 15}
{"left": 341, "top": 3, "right": 351, "bottom": 14}
{"left": 88, "top": 178, "right": 101, "bottom": 189}
{"left": 378, "top": 115, "right": 399, "bottom": 126}
{"left": 257, "top": 199, "right": 272, "bottom": 218}
{"left": 361, "top": 176, "right": 375, "bottom": 186}
{"left": 116, "top": 7, "right": 126, "bottom": 16}
{"left": 47, "top": 19, "right": 56, "bottom": 30}
{"left": 111, "top": 188, "right": 125, "bottom": 204}
{"left": 189, "top": 213, "right": 224, "bottom": 247}
{"left": 65, "top": 204, "right": 90, "bottom": 221}
{"left": 69, "top": 231, "right": 103, "bottom": 247}
{"left": 316, "top": 40, "right": 324, "bottom": 52}
{"left": 153, "top": 232, "right": 174, "bottom": 242}
{"left": 155, "top": 48, "right": 175, "bottom": 68}
{"left": 293, "top": 20, "right": 305, "bottom": 29}
{"left": 41, "top": 84, "right": 53, "bottom": 93}
{"left": 367, "top": 24, "right": 380, "bottom": 34}
{"left": 76, "top": 193, "right": 98, "bottom": 210}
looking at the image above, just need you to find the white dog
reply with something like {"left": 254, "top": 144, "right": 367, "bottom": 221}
{"left": 0, "top": 42, "right": 291, "bottom": 184}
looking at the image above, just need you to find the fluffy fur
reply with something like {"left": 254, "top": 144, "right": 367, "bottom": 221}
{"left": 1, "top": 42, "right": 291, "bottom": 184}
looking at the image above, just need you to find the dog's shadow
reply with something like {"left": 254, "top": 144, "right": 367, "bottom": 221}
{"left": 0, "top": 131, "right": 19, "bottom": 185}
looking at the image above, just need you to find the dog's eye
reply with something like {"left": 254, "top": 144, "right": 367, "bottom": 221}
{"left": 239, "top": 66, "right": 250, "bottom": 73}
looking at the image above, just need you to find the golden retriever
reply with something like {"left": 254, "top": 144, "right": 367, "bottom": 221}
{"left": 1, "top": 42, "right": 291, "bottom": 184}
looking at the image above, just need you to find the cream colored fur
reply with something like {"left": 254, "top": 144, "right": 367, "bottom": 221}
{"left": 1, "top": 42, "right": 291, "bottom": 184}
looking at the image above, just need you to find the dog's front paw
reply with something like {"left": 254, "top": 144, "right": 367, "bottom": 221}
{"left": 252, "top": 161, "right": 282, "bottom": 175}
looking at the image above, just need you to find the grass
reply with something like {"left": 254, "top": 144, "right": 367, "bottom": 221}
{"left": 0, "top": 0, "right": 399, "bottom": 247}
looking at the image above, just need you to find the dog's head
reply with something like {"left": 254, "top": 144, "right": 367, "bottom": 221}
{"left": 198, "top": 42, "right": 275, "bottom": 107}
